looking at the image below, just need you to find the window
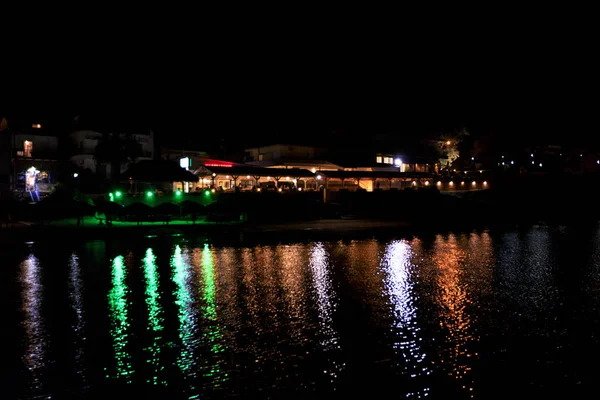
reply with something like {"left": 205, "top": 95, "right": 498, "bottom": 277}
{"left": 384, "top": 157, "right": 393, "bottom": 164}
{"left": 258, "top": 154, "right": 263, "bottom": 161}
{"left": 24, "top": 140, "right": 33, "bottom": 157}
{"left": 376, "top": 156, "right": 382, "bottom": 163}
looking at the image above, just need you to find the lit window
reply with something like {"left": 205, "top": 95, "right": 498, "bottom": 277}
{"left": 258, "top": 154, "right": 263, "bottom": 161}
{"left": 376, "top": 156, "right": 382, "bottom": 163}
{"left": 24, "top": 140, "right": 33, "bottom": 157}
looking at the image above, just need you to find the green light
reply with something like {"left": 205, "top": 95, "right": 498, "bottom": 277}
{"left": 204, "top": 190, "right": 210, "bottom": 196}
{"left": 109, "top": 193, "right": 114, "bottom": 202}
{"left": 200, "top": 244, "right": 226, "bottom": 382}
{"left": 115, "top": 191, "right": 122, "bottom": 198}
{"left": 147, "top": 191, "right": 153, "bottom": 198}
{"left": 171, "top": 245, "right": 197, "bottom": 377}
{"left": 108, "top": 255, "right": 134, "bottom": 379}
{"left": 143, "top": 248, "right": 165, "bottom": 385}
{"left": 175, "top": 190, "right": 182, "bottom": 197}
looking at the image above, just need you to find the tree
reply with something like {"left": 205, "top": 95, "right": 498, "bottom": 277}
{"left": 438, "top": 126, "right": 470, "bottom": 168}
{"left": 94, "top": 133, "right": 142, "bottom": 180}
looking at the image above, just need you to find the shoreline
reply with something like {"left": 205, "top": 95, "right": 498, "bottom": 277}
{"left": 1, "top": 218, "right": 415, "bottom": 242}
{"left": 2, "top": 215, "right": 599, "bottom": 244}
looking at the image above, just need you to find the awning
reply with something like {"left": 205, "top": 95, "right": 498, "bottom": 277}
{"left": 194, "top": 165, "right": 316, "bottom": 178}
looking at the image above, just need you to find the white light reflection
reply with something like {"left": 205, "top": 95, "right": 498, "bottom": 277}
{"left": 309, "top": 243, "right": 345, "bottom": 381}
{"left": 20, "top": 253, "right": 47, "bottom": 397}
{"left": 382, "top": 240, "right": 430, "bottom": 399}
{"left": 69, "top": 253, "right": 87, "bottom": 389}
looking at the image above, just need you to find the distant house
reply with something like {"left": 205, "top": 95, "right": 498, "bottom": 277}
{"left": 244, "top": 144, "right": 341, "bottom": 172}
{"left": 70, "top": 129, "right": 154, "bottom": 179}
{"left": 0, "top": 119, "right": 59, "bottom": 192}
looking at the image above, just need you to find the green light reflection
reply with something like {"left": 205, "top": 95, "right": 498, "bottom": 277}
{"left": 108, "top": 255, "right": 134, "bottom": 381}
{"left": 171, "top": 245, "right": 198, "bottom": 381}
{"left": 143, "top": 248, "right": 165, "bottom": 385}
{"left": 201, "top": 244, "right": 226, "bottom": 383}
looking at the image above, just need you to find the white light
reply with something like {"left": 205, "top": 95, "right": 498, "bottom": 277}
{"left": 502, "top": 155, "right": 504, "bottom": 158}
{"left": 73, "top": 173, "right": 78, "bottom": 178}
{"left": 531, "top": 161, "right": 534, "bottom": 165}
{"left": 212, "top": 173, "right": 216, "bottom": 177}
{"left": 581, "top": 154, "right": 583, "bottom": 157}
{"left": 267, "top": 176, "right": 271, "bottom": 180}
{"left": 539, "top": 163, "right": 543, "bottom": 167}
{"left": 286, "top": 176, "right": 290, "bottom": 180}
{"left": 226, "top": 175, "right": 229, "bottom": 179}
{"left": 502, "top": 162, "right": 505, "bottom": 165}
{"left": 436, "top": 181, "right": 441, "bottom": 186}
{"left": 394, "top": 158, "right": 402, "bottom": 166}
{"left": 257, "top": 188, "right": 261, "bottom": 192}
{"left": 298, "top": 187, "right": 302, "bottom": 191}
{"left": 425, "top": 181, "right": 430, "bottom": 186}
{"left": 311, "top": 168, "right": 316, "bottom": 173}
{"left": 471, "top": 157, "right": 474, "bottom": 161}
{"left": 246, "top": 175, "right": 250, "bottom": 179}
{"left": 278, "top": 188, "right": 282, "bottom": 192}
{"left": 460, "top": 181, "right": 465, "bottom": 186}
{"left": 472, "top": 181, "right": 476, "bottom": 186}
{"left": 412, "top": 181, "right": 416, "bottom": 185}
{"left": 180, "top": 157, "right": 190, "bottom": 170}
{"left": 531, "top": 153, "right": 534, "bottom": 157}
{"left": 483, "top": 181, "right": 488, "bottom": 185}
{"left": 317, "top": 175, "right": 322, "bottom": 180}
{"left": 449, "top": 181, "right": 454, "bottom": 186}
{"left": 597, "top": 160, "right": 600, "bottom": 165}
{"left": 511, "top": 160, "right": 514, "bottom": 165}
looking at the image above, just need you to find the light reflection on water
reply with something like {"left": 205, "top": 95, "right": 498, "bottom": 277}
{"left": 431, "top": 234, "right": 477, "bottom": 398}
{"left": 20, "top": 252, "right": 47, "bottom": 398}
{"left": 10, "top": 226, "right": 600, "bottom": 398}
{"left": 382, "top": 240, "right": 430, "bottom": 398}
{"left": 309, "top": 243, "right": 344, "bottom": 382}
{"left": 171, "top": 245, "right": 199, "bottom": 389}
{"left": 142, "top": 248, "right": 165, "bottom": 385}
{"left": 108, "top": 255, "right": 134, "bottom": 381}
{"left": 68, "top": 253, "right": 87, "bottom": 389}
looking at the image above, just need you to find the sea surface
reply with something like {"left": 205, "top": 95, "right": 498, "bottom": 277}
{"left": 2, "top": 224, "right": 600, "bottom": 399}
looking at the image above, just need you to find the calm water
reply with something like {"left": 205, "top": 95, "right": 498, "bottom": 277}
{"left": 2, "top": 225, "right": 600, "bottom": 399}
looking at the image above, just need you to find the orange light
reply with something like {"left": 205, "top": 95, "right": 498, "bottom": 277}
{"left": 278, "top": 188, "right": 282, "bottom": 192}
{"left": 257, "top": 188, "right": 261, "bottom": 192}
{"left": 483, "top": 181, "right": 488, "bottom": 185}
{"left": 446, "top": 141, "right": 451, "bottom": 145}
{"left": 461, "top": 181, "right": 465, "bottom": 186}
{"left": 425, "top": 181, "right": 430, "bottom": 186}
{"left": 449, "top": 181, "right": 454, "bottom": 186}
{"left": 436, "top": 181, "right": 441, "bottom": 186}
{"left": 472, "top": 181, "right": 476, "bottom": 186}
